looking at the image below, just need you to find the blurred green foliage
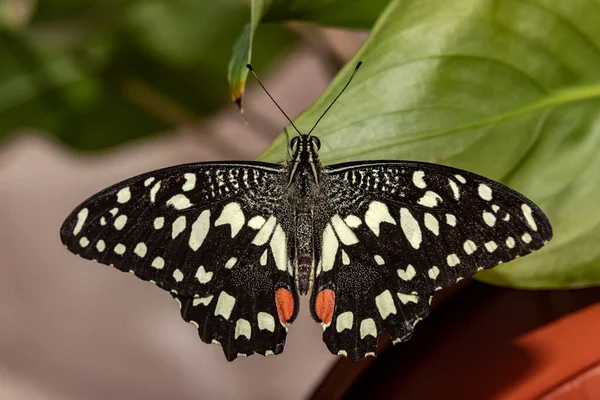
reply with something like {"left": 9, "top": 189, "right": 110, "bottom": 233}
{"left": 0, "top": 0, "right": 296, "bottom": 149}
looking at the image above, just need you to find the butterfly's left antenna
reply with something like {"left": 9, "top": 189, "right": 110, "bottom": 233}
{"left": 306, "top": 61, "right": 362, "bottom": 136}
{"left": 246, "top": 64, "right": 303, "bottom": 136}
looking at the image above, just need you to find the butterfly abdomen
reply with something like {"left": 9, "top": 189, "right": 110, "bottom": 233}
{"left": 296, "top": 211, "right": 313, "bottom": 295}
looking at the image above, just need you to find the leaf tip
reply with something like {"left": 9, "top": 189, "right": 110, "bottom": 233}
{"left": 231, "top": 83, "right": 246, "bottom": 114}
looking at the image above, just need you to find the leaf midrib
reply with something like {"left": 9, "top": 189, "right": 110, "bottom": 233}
{"left": 319, "top": 83, "right": 600, "bottom": 164}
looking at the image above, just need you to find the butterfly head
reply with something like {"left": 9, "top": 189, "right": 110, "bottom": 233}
{"left": 290, "top": 135, "right": 321, "bottom": 163}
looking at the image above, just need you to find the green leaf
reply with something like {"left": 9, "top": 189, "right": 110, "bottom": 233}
{"left": 0, "top": 0, "right": 296, "bottom": 150}
{"left": 227, "top": 0, "right": 273, "bottom": 108}
{"left": 227, "top": 0, "right": 391, "bottom": 106}
{"left": 259, "top": 0, "right": 600, "bottom": 289}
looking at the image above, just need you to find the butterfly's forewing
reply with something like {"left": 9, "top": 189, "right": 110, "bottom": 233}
{"left": 311, "top": 161, "right": 552, "bottom": 360}
{"left": 60, "top": 161, "right": 299, "bottom": 359}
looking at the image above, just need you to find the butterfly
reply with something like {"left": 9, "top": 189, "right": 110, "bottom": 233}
{"left": 60, "top": 62, "right": 553, "bottom": 361}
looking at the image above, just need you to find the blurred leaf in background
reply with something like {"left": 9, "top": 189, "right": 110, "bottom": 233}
{"left": 228, "top": 0, "right": 390, "bottom": 107}
{"left": 0, "top": 0, "right": 296, "bottom": 150}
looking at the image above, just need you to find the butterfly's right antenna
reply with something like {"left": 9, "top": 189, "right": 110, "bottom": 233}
{"left": 247, "top": 64, "right": 303, "bottom": 136}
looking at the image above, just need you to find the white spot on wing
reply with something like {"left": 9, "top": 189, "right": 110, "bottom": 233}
{"left": 182, "top": 173, "right": 196, "bottom": 191}
{"left": 375, "top": 290, "right": 397, "bottom": 320}
{"left": 235, "top": 319, "right": 251, "bottom": 339}
{"left": 341, "top": 250, "right": 350, "bottom": 265}
{"left": 172, "top": 216, "right": 187, "bottom": 239}
{"left": 478, "top": 184, "right": 493, "bottom": 201}
{"left": 258, "top": 312, "right": 275, "bottom": 332}
{"left": 400, "top": 208, "right": 422, "bottom": 249}
{"left": 412, "top": 171, "right": 426, "bottom": 189}
{"left": 344, "top": 214, "right": 362, "bottom": 228}
{"left": 114, "top": 244, "right": 126, "bottom": 255}
{"left": 251, "top": 215, "right": 277, "bottom": 246}
{"left": 195, "top": 266, "right": 213, "bottom": 283}
{"left": 269, "top": 224, "right": 287, "bottom": 272}
{"left": 151, "top": 257, "right": 165, "bottom": 269}
{"left": 398, "top": 293, "right": 419, "bottom": 304}
{"left": 365, "top": 201, "right": 396, "bottom": 236}
{"left": 109, "top": 208, "right": 118, "bottom": 216}
{"left": 248, "top": 215, "right": 266, "bottom": 230}
{"left": 448, "top": 179, "right": 460, "bottom": 200}
{"left": 485, "top": 241, "right": 498, "bottom": 252}
{"left": 114, "top": 214, "right": 127, "bottom": 231}
{"left": 224, "top": 257, "right": 237, "bottom": 269}
{"left": 322, "top": 223, "right": 339, "bottom": 272}
{"left": 166, "top": 194, "right": 193, "bottom": 210}
{"left": 417, "top": 191, "right": 442, "bottom": 207}
{"left": 173, "top": 269, "right": 184, "bottom": 282}
{"left": 149, "top": 181, "right": 161, "bottom": 203}
{"left": 522, "top": 233, "right": 532, "bottom": 243}
{"left": 214, "top": 291, "right": 236, "bottom": 320}
{"left": 506, "top": 237, "right": 516, "bottom": 249}
{"left": 189, "top": 210, "right": 211, "bottom": 251}
{"left": 463, "top": 240, "right": 477, "bottom": 255}
{"left": 100, "top": 216, "right": 106, "bottom": 226}
{"left": 96, "top": 240, "right": 105, "bottom": 252}
{"left": 336, "top": 311, "right": 354, "bottom": 333}
{"left": 215, "top": 202, "right": 245, "bottom": 238}
{"left": 117, "top": 187, "right": 131, "bottom": 203}
{"left": 73, "top": 208, "right": 88, "bottom": 235}
{"left": 446, "top": 214, "right": 456, "bottom": 226}
{"left": 79, "top": 237, "right": 89, "bottom": 247}
{"left": 360, "top": 318, "right": 377, "bottom": 339}
{"left": 193, "top": 295, "right": 213, "bottom": 306}
{"left": 483, "top": 211, "right": 496, "bottom": 227}
{"left": 455, "top": 174, "right": 466, "bottom": 184}
{"left": 331, "top": 214, "right": 359, "bottom": 245}
{"left": 397, "top": 265, "right": 416, "bottom": 281}
{"left": 134, "top": 242, "right": 147, "bottom": 258}
{"left": 428, "top": 266, "right": 440, "bottom": 280}
{"left": 374, "top": 255, "right": 385, "bottom": 265}
{"left": 424, "top": 213, "right": 439, "bottom": 236}
{"left": 153, "top": 217, "right": 164, "bottom": 230}
{"left": 260, "top": 249, "right": 268, "bottom": 266}
{"left": 144, "top": 177, "right": 155, "bottom": 187}
{"left": 447, "top": 253, "right": 460, "bottom": 267}
{"left": 492, "top": 204, "right": 500, "bottom": 213}
{"left": 521, "top": 204, "right": 538, "bottom": 231}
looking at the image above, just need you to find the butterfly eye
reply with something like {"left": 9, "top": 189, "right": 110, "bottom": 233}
{"left": 290, "top": 137, "right": 300, "bottom": 152}
{"left": 311, "top": 136, "right": 321, "bottom": 151}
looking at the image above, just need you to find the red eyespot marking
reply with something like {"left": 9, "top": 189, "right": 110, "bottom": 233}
{"left": 275, "top": 288, "right": 294, "bottom": 323}
{"left": 315, "top": 289, "right": 336, "bottom": 325}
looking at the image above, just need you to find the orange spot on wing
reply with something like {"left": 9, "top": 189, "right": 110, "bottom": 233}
{"left": 275, "top": 288, "right": 295, "bottom": 323}
{"left": 315, "top": 289, "right": 336, "bottom": 325}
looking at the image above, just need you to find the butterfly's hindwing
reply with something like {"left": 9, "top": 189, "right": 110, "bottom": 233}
{"left": 60, "top": 162, "right": 299, "bottom": 359}
{"left": 310, "top": 161, "right": 552, "bottom": 360}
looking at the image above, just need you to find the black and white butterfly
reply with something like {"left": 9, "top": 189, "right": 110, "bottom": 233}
{"left": 60, "top": 62, "right": 552, "bottom": 361}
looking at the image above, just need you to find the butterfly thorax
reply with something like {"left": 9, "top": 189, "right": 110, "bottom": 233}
{"left": 286, "top": 135, "right": 322, "bottom": 294}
